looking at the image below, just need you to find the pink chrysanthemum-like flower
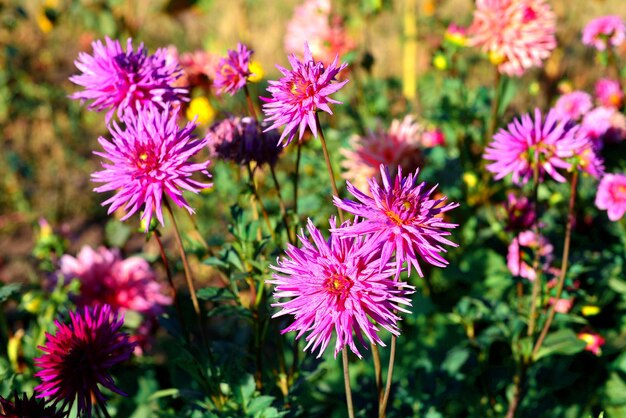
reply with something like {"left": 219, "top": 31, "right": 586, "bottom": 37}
{"left": 92, "top": 106, "right": 211, "bottom": 231}
{"left": 168, "top": 47, "right": 218, "bottom": 91}
{"left": 506, "top": 230, "right": 553, "bottom": 281}
{"left": 270, "top": 218, "right": 414, "bottom": 358}
{"left": 341, "top": 116, "right": 424, "bottom": 193}
{"left": 595, "top": 78, "right": 624, "bottom": 109}
{"left": 34, "top": 305, "right": 135, "bottom": 417}
{"left": 581, "top": 106, "right": 626, "bottom": 147}
{"left": 261, "top": 43, "right": 348, "bottom": 147}
{"left": 468, "top": 0, "right": 556, "bottom": 76}
{"left": 57, "top": 246, "right": 172, "bottom": 315}
{"left": 484, "top": 108, "right": 588, "bottom": 184}
{"left": 214, "top": 43, "right": 252, "bottom": 96}
{"left": 333, "top": 165, "right": 459, "bottom": 278}
{"left": 596, "top": 173, "right": 626, "bottom": 221}
{"left": 554, "top": 91, "right": 593, "bottom": 122}
{"left": 70, "top": 37, "right": 188, "bottom": 122}
{"left": 582, "top": 15, "right": 625, "bottom": 51}
{"left": 0, "top": 393, "right": 65, "bottom": 418}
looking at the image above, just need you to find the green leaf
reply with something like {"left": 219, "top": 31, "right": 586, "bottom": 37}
{"left": 534, "top": 329, "right": 587, "bottom": 361}
{"left": 0, "top": 283, "right": 20, "bottom": 303}
{"left": 196, "top": 287, "right": 237, "bottom": 302}
{"left": 105, "top": 219, "right": 132, "bottom": 248}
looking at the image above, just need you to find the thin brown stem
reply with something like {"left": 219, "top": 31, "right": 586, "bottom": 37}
{"left": 153, "top": 231, "right": 186, "bottom": 321}
{"left": 532, "top": 170, "right": 578, "bottom": 358}
{"left": 246, "top": 163, "right": 275, "bottom": 240}
{"left": 487, "top": 68, "right": 502, "bottom": 144}
{"left": 372, "top": 344, "right": 383, "bottom": 404}
{"left": 315, "top": 113, "right": 344, "bottom": 223}
{"left": 243, "top": 84, "right": 259, "bottom": 121}
{"left": 379, "top": 336, "right": 396, "bottom": 418}
{"left": 526, "top": 157, "right": 542, "bottom": 338}
{"left": 270, "top": 164, "right": 295, "bottom": 244}
{"left": 293, "top": 140, "right": 303, "bottom": 234}
{"left": 505, "top": 364, "right": 527, "bottom": 418}
{"left": 342, "top": 346, "right": 356, "bottom": 418}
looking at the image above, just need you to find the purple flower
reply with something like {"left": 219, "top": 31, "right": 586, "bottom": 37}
{"left": 34, "top": 305, "right": 135, "bottom": 417}
{"left": 261, "top": 43, "right": 348, "bottom": 147}
{"left": 596, "top": 173, "right": 626, "bottom": 221}
{"left": 70, "top": 37, "right": 188, "bottom": 122}
{"left": 0, "top": 393, "right": 65, "bottom": 418}
{"left": 507, "top": 230, "right": 554, "bottom": 281}
{"left": 333, "top": 165, "right": 459, "bottom": 278}
{"left": 582, "top": 15, "right": 625, "bottom": 51}
{"left": 92, "top": 106, "right": 211, "bottom": 231}
{"left": 214, "top": 43, "right": 253, "bottom": 96}
{"left": 484, "top": 108, "right": 588, "bottom": 184}
{"left": 502, "top": 192, "right": 536, "bottom": 231}
{"left": 270, "top": 218, "right": 414, "bottom": 358}
{"left": 554, "top": 91, "right": 592, "bottom": 122}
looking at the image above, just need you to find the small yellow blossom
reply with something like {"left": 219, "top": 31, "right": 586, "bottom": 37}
{"left": 582, "top": 305, "right": 601, "bottom": 316}
{"left": 489, "top": 50, "right": 506, "bottom": 66}
{"left": 186, "top": 97, "right": 215, "bottom": 126}
{"left": 248, "top": 61, "right": 264, "bottom": 83}
{"left": 463, "top": 172, "right": 478, "bottom": 189}
{"left": 433, "top": 54, "right": 448, "bottom": 71}
{"left": 22, "top": 292, "right": 42, "bottom": 314}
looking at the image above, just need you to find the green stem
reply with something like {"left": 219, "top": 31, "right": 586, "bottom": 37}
{"left": 342, "top": 346, "right": 356, "bottom": 418}
{"left": 243, "top": 84, "right": 259, "bottom": 121}
{"left": 246, "top": 163, "right": 275, "bottom": 240}
{"left": 293, "top": 140, "right": 303, "bottom": 233}
{"left": 487, "top": 68, "right": 502, "bottom": 144}
{"left": 270, "top": 164, "right": 295, "bottom": 244}
{"left": 526, "top": 156, "right": 542, "bottom": 338}
{"left": 378, "top": 336, "right": 397, "bottom": 418}
{"left": 372, "top": 344, "right": 383, "bottom": 405}
{"left": 314, "top": 113, "right": 344, "bottom": 223}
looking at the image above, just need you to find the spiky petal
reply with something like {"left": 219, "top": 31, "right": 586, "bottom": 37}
{"left": 214, "top": 43, "right": 253, "bottom": 96}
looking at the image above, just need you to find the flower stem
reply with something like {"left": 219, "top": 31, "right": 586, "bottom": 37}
{"left": 378, "top": 335, "right": 397, "bottom": 418}
{"left": 372, "top": 344, "right": 383, "bottom": 404}
{"left": 487, "top": 68, "right": 502, "bottom": 144}
{"left": 293, "top": 140, "right": 303, "bottom": 232}
{"left": 246, "top": 163, "right": 275, "bottom": 240}
{"left": 526, "top": 156, "right": 542, "bottom": 338}
{"left": 532, "top": 170, "right": 578, "bottom": 359}
{"left": 153, "top": 230, "right": 184, "bottom": 320}
{"left": 314, "top": 113, "right": 344, "bottom": 223}
{"left": 243, "top": 84, "right": 259, "bottom": 121}
{"left": 342, "top": 346, "right": 356, "bottom": 418}
{"left": 270, "top": 164, "right": 295, "bottom": 244}
{"left": 505, "top": 363, "right": 527, "bottom": 418}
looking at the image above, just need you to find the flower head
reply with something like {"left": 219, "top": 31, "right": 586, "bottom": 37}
{"left": 581, "top": 106, "right": 626, "bottom": 147}
{"left": 92, "top": 105, "right": 211, "bottom": 231}
{"left": 70, "top": 37, "right": 187, "bottom": 122}
{"left": 270, "top": 218, "right": 413, "bottom": 358}
{"left": 34, "top": 305, "right": 135, "bottom": 417}
{"left": 596, "top": 173, "right": 626, "bottom": 221}
{"left": 333, "top": 165, "right": 459, "bottom": 278}
{"left": 445, "top": 23, "right": 468, "bottom": 47}
{"left": 175, "top": 48, "right": 218, "bottom": 91}
{"left": 484, "top": 108, "right": 588, "bottom": 184}
{"left": 595, "top": 78, "right": 624, "bottom": 109}
{"left": 341, "top": 116, "right": 424, "bottom": 193}
{"left": 502, "top": 192, "right": 536, "bottom": 231}
{"left": 214, "top": 43, "right": 253, "bottom": 96}
{"left": 57, "top": 246, "right": 172, "bottom": 315}
{"left": 507, "top": 230, "right": 553, "bottom": 281}
{"left": 578, "top": 332, "right": 606, "bottom": 355}
{"left": 261, "top": 43, "right": 348, "bottom": 147}
{"left": 582, "top": 15, "right": 625, "bottom": 51}
{"left": 468, "top": 0, "right": 556, "bottom": 76}
{"left": 554, "top": 91, "right": 592, "bottom": 122}
{"left": 0, "top": 393, "right": 65, "bottom": 418}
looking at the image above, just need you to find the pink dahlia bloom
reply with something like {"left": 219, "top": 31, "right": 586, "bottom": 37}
{"left": 284, "top": 0, "right": 355, "bottom": 66}
{"left": 270, "top": 218, "right": 414, "bottom": 358}
{"left": 554, "top": 91, "right": 593, "bottom": 122}
{"left": 595, "top": 173, "right": 626, "bottom": 221}
{"left": 506, "top": 230, "right": 553, "bottom": 281}
{"left": 175, "top": 48, "right": 218, "bottom": 91}
{"left": 502, "top": 192, "right": 536, "bottom": 231}
{"left": 484, "top": 108, "right": 589, "bottom": 184}
{"left": 333, "top": 165, "right": 459, "bottom": 278}
{"left": 92, "top": 105, "right": 211, "bottom": 231}
{"left": 581, "top": 106, "right": 626, "bottom": 146}
{"left": 261, "top": 43, "right": 348, "bottom": 147}
{"left": 578, "top": 332, "right": 606, "bottom": 356}
{"left": 595, "top": 78, "right": 624, "bottom": 109}
{"left": 341, "top": 116, "right": 424, "bottom": 193}
{"left": 0, "top": 393, "right": 65, "bottom": 418}
{"left": 468, "top": 0, "right": 556, "bottom": 76}
{"left": 70, "top": 37, "right": 188, "bottom": 123}
{"left": 57, "top": 246, "right": 172, "bottom": 315}
{"left": 214, "top": 43, "right": 252, "bottom": 96}
{"left": 582, "top": 15, "right": 625, "bottom": 51}
{"left": 34, "top": 305, "right": 135, "bottom": 417}
{"left": 420, "top": 127, "right": 446, "bottom": 147}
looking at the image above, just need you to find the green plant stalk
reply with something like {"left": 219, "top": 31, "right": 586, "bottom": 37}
{"left": 270, "top": 164, "right": 295, "bottom": 245}
{"left": 243, "top": 84, "right": 259, "bottom": 121}
{"left": 342, "top": 346, "right": 356, "bottom": 418}
{"left": 315, "top": 113, "right": 344, "bottom": 223}
{"left": 487, "top": 68, "right": 502, "bottom": 145}
{"left": 246, "top": 163, "right": 275, "bottom": 240}
{"left": 153, "top": 230, "right": 186, "bottom": 328}
{"left": 532, "top": 169, "right": 579, "bottom": 358}
{"left": 379, "top": 335, "right": 397, "bottom": 418}
{"left": 526, "top": 156, "right": 542, "bottom": 339}
{"left": 292, "top": 141, "right": 303, "bottom": 237}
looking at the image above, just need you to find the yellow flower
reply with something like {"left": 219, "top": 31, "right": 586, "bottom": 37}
{"left": 22, "top": 292, "right": 42, "bottom": 314}
{"left": 433, "top": 54, "right": 448, "bottom": 71}
{"left": 248, "top": 61, "right": 264, "bottom": 83}
{"left": 489, "top": 50, "right": 506, "bottom": 66}
{"left": 582, "top": 305, "right": 601, "bottom": 316}
{"left": 186, "top": 97, "right": 215, "bottom": 126}
{"left": 463, "top": 172, "right": 478, "bottom": 189}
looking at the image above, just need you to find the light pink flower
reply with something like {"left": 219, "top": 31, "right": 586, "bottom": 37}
{"left": 596, "top": 173, "right": 626, "bottom": 221}
{"left": 549, "top": 297, "right": 573, "bottom": 314}
{"left": 507, "top": 230, "right": 553, "bottom": 281}
{"left": 578, "top": 332, "right": 606, "bottom": 355}
{"left": 595, "top": 78, "right": 624, "bottom": 109}
{"left": 58, "top": 246, "right": 172, "bottom": 315}
{"left": 581, "top": 106, "right": 626, "bottom": 147}
{"left": 421, "top": 127, "right": 446, "bottom": 147}
{"left": 177, "top": 48, "right": 218, "bottom": 91}
{"left": 214, "top": 43, "right": 252, "bottom": 96}
{"left": 582, "top": 15, "right": 625, "bottom": 51}
{"left": 554, "top": 91, "right": 592, "bottom": 121}
{"left": 468, "top": 0, "right": 556, "bottom": 76}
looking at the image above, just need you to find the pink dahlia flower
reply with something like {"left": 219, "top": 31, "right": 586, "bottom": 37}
{"left": 0, "top": 393, "right": 65, "bottom": 418}
{"left": 261, "top": 43, "right": 348, "bottom": 147}
{"left": 484, "top": 108, "right": 588, "bottom": 184}
{"left": 506, "top": 230, "right": 553, "bottom": 281}
{"left": 549, "top": 297, "right": 574, "bottom": 314}
{"left": 554, "top": 91, "right": 592, "bottom": 122}
{"left": 214, "top": 43, "right": 252, "bottom": 96}
{"left": 333, "top": 165, "right": 459, "bottom": 278}
{"left": 578, "top": 332, "right": 606, "bottom": 356}
{"left": 468, "top": 0, "right": 556, "bottom": 76}
{"left": 57, "top": 246, "right": 172, "bottom": 315}
{"left": 582, "top": 15, "right": 625, "bottom": 51}
{"left": 595, "top": 173, "right": 626, "bottom": 221}
{"left": 34, "top": 305, "right": 135, "bottom": 417}
{"left": 420, "top": 127, "right": 446, "bottom": 148}
{"left": 70, "top": 37, "right": 188, "bottom": 123}
{"left": 595, "top": 78, "right": 624, "bottom": 109}
{"left": 341, "top": 116, "right": 424, "bottom": 193}
{"left": 92, "top": 105, "right": 212, "bottom": 231}
{"left": 581, "top": 106, "right": 626, "bottom": 147}
{"left": 502, "top": 192, "right": 536, "bottom": 231}
{"left": 175, "top": 48, "right": 218, "bottom": 91}
{"left": 270, "top": 218, "right": 414, "bottom": 358}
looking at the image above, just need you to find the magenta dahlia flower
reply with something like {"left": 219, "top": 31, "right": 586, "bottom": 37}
{"left": 484, "top": 108, "right": 589, "bottom": 184}
{"left": 261, "top": 43, "right": 348, "bottom": 147}
{"left": 580, "top": 106, "right": 626, "bottom": 147}
{"left": 554, "top": 91, "right": 593, "bottom": 122}
{"left": 506, "top": 230, "right": 553, "bottom": 281}
{"left": 70, "top": 37, "right": 188, "bottom": 122}
{"left": 595, "top": 78, "right": 624, "bottom": 109}
{"left": 57, "top": 246, "right": 172, "bottom": 315}
{"left": 0, "top": 393, "right": 65, "bottom": 418}
{"left": 596, "top": 173, "right": 626, "bottom": 221}
{"left": 333, "top": 165, "right": 459, "bottom": 278}
{"left": 214, "top": 43, "right": 253, "bottom": 96}
{"left": 468, "top": 0, "right": 556, "bottom": 76}
{"left": 270, "top": 218, "right": 414, "bottom": 358}
{"left": 34, "top": 304, "right": 135, "bottom": 417}
{"left": 92, "top": 105, "right": 211, "bottom": 231}
{"left": 502, "top": 192, "right": 536, "bottom": 231}
{"left": 582, "top": 15, "right": 625, "bottom": 51}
